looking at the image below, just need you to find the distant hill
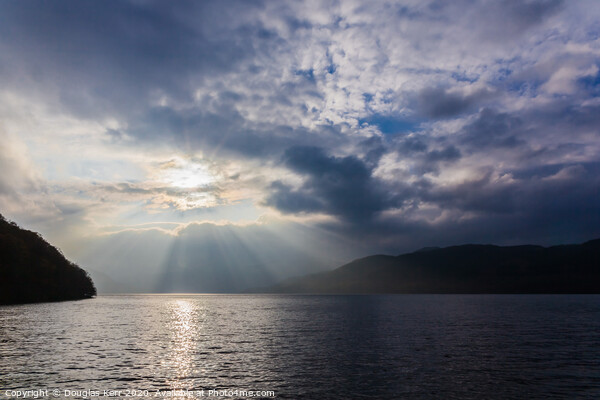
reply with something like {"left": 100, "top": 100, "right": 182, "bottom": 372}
{"left": 0, "top": 214, "right": 96, "bottom": 305}
{"left": 265, "top": 239, "right": 600, "bottom": 294}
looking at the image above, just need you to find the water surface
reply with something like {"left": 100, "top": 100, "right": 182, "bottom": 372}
{"left": 1, "top": 295, "right": 600, "bottom": 399}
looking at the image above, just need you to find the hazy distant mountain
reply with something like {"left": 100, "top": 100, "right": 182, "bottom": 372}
{"left": 73, "top": 221, "right": 362, "bottom": 294}
{"left": 265, "top": 239, "right": 600, "bottom": 294}
{"left": 0, "top": 214, "right": 96, "bottom": 305}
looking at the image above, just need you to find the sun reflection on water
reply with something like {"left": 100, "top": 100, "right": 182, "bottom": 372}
{"left": 164, "top": 299, "right": 200, "bottom": 391}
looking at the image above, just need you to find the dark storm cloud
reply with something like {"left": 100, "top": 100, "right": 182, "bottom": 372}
{"left": 398, "top": 146, "right": 463, "bottom": 176}
{"left": 322, "top": 161, "right": 600, "bottom": 253}
{"left": 266, "top": 146, "right": 403, "bottom": 223}
{"left": 460, "top": 108, "right": 527, "bottom": 150}
{"left": 499, "top": 0, "right": 564, "bottom": 32}
{"left": 422, "top": 168, "right": 518, "bottom": 214}
{"left": 396, "top": 135, "right": 429, "bottom": 154}
{"left": 536, "top": 102, "right": 600, "bottom": 131}
{"left": 387, "top": 133, "right": 462, "bottom": 175}
{"left": 267, "top": 80, "right": 597, "bottom": 231}
{"left": 128, "top": 105, "right": 346, "bottom": 159}
{"left": 0, "top": 0, "right": 272, "bottom": 118}
{"left": 359, "top": 136, "right": 387, "bottom": 167}
{"left": 456, "top": 99, "right": 600, "bottom": 161}
{"left": 439, "top": 163, "right": 599, "bottom": 242}
{"left": 418, "top": 87, "right": 493, "bottom": 118}
{"left": 509, "top": 161, "right": 600, "bottom": 180}
{"left": 472, "top": 0, "right": 564, "bottom": 41}
{"left": 273, "top": 94, "right": 600, "bottom": 248}
{"left": 424, "top": 146, "right": 462, "bottom": 163}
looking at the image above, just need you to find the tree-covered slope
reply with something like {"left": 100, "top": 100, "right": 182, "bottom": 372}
{"left": 0, "top": 214, "right": 96, "bottom": 304}
{"left": 266, "top": 239, "right": 600, "bottom": 294}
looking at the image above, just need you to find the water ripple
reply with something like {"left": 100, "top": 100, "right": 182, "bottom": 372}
{"left": 1, "top": 295, "right": 600, "bottom": 399}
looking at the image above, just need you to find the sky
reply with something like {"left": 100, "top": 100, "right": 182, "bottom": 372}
{"left": 1, "top": 0, "right": 599, "bottom": 292}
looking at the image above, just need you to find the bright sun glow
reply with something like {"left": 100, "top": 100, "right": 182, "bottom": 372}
{"left": 158, "top": 158, "right": 214, "bottom": 189}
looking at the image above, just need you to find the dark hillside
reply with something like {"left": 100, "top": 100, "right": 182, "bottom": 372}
{"left": 266, "top": 239, "right": 600, "bottom": 294}
{"left": 0, "top": 214, "right": 96, "bottom": 305}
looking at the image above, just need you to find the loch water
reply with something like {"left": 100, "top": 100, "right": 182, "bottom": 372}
{"left": 1, "top": 294, "right": 600, "bottom": 399}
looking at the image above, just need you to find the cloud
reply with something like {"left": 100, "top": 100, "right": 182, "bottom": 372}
{"left": 0, "top": 133, "right": 40, "bottom": 197}
{"left": 460, "top": 108, "right": 526, "bottom": 150}
{"left": 0, "top": 1, "right": 269, "bottom": 119}
{"left": 265, "top": 146, "right": 403, "bottom": 223}
{"left": 473, "top": 0, "right": 564, "bottom": 40}
{"left": 417, "top": 87, "right": 494, "bottom": 118}
{"left": 0, "top": 0, "right": 599, "bottom": 278}
{"left": 319, "top": 161, "right": 600, "bottom": 254}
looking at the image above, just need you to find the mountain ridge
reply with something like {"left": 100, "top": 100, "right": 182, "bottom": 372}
{"left": 263, "top": 239, "right": 600, "bottom": 294}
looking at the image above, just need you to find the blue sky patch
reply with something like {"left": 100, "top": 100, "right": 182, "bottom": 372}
{"left": 359, "top": 114, "right": 420, "bottom": 135}
{"left": 578, "top": 68, "right": 600, "bottom": 95}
